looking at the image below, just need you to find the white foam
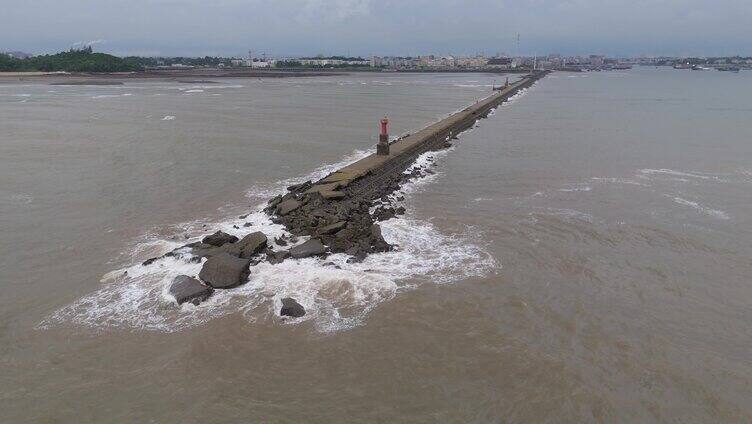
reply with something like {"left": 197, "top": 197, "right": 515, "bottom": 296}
{"left": 639, "top": 168, "right": 729, "bottom": 183}
{"left": 183, "top": 89, "right": 204, "bottom": 93}
{"left": 558, "top": 184, "right": 592, "bottom": 192}
{"left": 92, "top": 93, "right": 133, "bottom": 99}
{"left": 591, "top": 177, "right": 650, "bottom": 187}
{"left": 161, "top": 115, "right": 176, "bottom": 121}
{"left": 671, "top": 196, "right": 730, "bottom": 220}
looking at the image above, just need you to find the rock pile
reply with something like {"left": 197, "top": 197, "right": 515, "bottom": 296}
{"left": 152, "top": 153, "right": 443, "bottom": 312}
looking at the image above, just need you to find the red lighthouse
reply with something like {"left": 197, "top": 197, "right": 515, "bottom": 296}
{"left": 377, "top": 116, "right": 390, "bottom": 155}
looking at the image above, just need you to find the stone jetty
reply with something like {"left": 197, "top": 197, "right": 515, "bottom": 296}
{"left": 157, "top": 71, "right": 549, "bottom": 313}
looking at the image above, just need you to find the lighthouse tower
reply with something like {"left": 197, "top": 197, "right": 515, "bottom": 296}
{"left": 377, "top": 117, "right": 390, "bottom": 155}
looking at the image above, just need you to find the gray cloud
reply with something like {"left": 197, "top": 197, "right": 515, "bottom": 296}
{"left": 1, "top": 0, "right": 750, "bottom": 56}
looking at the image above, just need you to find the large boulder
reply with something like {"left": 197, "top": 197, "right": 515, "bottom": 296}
{"left": 276, "top": 199, "right": 302, "bottom": 216}
{"left": 202, "top": 231, "right": 238, "bottom": 247}
{"left": 226, "top": 231, "right": 268, "bottom": 258}
{"left": 169, "top": 275, "right": 213, "bottom": 305}
{"left": 280, "top": 297, "right": 306, "bottom": 317}
{"left": 289, "top": 239, "right": 327, "bottom": 259}
{"left": 198, "top": 253, "right": 251, "bottom": 289}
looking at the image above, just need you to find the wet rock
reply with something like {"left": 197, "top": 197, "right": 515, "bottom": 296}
{"left": 238, "top": 214, "right": 249, "bottom": 219}
{"left": 243, "top": 222, "right": 252, "bottom": 227}
{"left": 276, "top": 199, "right": 302, "bottom": 216}
{"left": 370, "top": 224, "right": 390, "bottom": 251}
{"left": 226, "top": 231, "right": 268, "bottom": 258}
{"left": 190, "top": 242, "right": 233, "bottom": 259}
{"left": 289, "top": 239, "right": 327, "bottom": 258}
{"left": 267, "top": 195, "right": 283, "bottom": 208}
{"left": 198, "top": 253, "right": 251, "bottom": 289}
{"left": 395, "top": 206, "right": 406, "bottom": 215}
{"left": 373, "top": 206, "right": 396, "bottom": 221}
{"left": 346, "top": 251, "right": 367, "bottom": 264}
{"left": 169, "top": 275, "right": 213, "bottom": 306}
{"left": 280, "top": 297, "right": 306, "bottom": 318}
{"left": 317, "top": 221, "right": 346, "bottom": 236}
{"left": 287, "top": 180, "right": 312, "bottom": 193}
{"left": 142, "top": 257, "right": 160, "bottom": 266}
{"left": 202, "top": 231, "right": 238, "bottom": 247}
{"left": 274, "top": 236, "right": 288, "bottom": 247}
{"left": 267, "top": 250, "right": 291, "bottom": 264}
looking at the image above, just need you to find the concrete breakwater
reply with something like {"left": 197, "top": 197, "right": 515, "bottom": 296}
{"left": 158, "top": 71, "right": 549, "bottom": 314}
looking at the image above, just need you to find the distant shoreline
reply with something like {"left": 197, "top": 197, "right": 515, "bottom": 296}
{"left": 0, "top": 67, "right": 530, "bottom": 82}
{"left": 0, "top": 68, "right": 347, "bottom": 82}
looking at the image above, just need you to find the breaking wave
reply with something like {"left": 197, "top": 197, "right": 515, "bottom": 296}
{"left": 671, "top": 196, "right": 730, "bottom": 220}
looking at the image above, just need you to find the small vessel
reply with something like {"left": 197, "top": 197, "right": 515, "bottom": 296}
{"left": 673, "top": 63, "right": 692, "bottom": 69}
{"left": 718, "top": 66, "right": 740, "bottom": 73}
{"left": 691, "top": 65, "right": 712, "bottom": 71}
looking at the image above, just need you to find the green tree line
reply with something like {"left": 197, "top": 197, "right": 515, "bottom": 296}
{"left": 0, "top": 47, "right": 143, "bottom": 72}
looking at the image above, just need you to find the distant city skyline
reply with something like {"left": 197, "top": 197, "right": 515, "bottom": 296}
{"left": 2, "top": 0, "right": 751, "bottom": 57}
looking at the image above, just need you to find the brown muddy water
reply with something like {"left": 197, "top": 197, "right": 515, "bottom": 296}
{"left": 1, "top": 70, "right": 751, "bottom": 423}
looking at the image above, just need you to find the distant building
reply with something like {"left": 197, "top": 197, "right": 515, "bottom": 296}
{"left": 251, "top": 60, "right": 271, "bottom": 68}
{"left": 487, "top": 57, "right": 512, "bottom": 68}
{"left": 589, "top": 55, "right": 605, "bottom": 66}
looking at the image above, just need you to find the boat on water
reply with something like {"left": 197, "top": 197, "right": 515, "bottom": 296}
{"left": 691, "top": 65, "right": 712, "bottom": 71}
{"left": 717, "top": 66, "right": 740, "bottom": 73}
{"left": 673, "top": 63, "right": 692, "bottom": 69}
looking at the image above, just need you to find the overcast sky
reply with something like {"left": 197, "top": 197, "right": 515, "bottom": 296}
{"left": 2, "top": 0, "right": 751, "bottom": 57}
